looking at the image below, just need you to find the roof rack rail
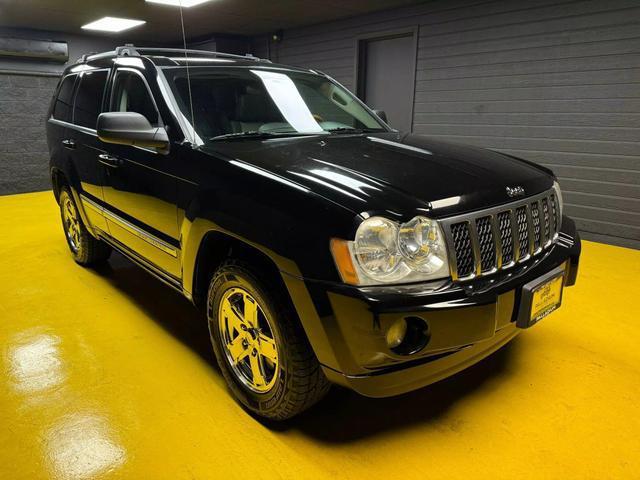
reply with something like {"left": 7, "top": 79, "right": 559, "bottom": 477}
{"left": 81, "top": 50, "right": 121, "bottom": 63}
{"left": 114, "top": 44, "right": 270, "bottom": 63}
{"left": 77, "top": 52, "right": 97, "bottom": 63}
{"left": 115, "top": 44, "right": 140, "bottom": 57}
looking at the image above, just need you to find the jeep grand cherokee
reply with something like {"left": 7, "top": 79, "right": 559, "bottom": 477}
{"left": 46, "top": 46, "right": 581, "bottom": 420}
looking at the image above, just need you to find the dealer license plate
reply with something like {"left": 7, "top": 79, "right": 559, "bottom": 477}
{"left": 530, "top": 275, "right": 563, "bottom": 324}
{"left": 516, "top": 264, "right": 566, "bottom": 329}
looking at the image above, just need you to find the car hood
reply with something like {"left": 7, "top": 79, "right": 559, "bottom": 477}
{"left": 202, "top": 132, "right": 554, "bottom": 221}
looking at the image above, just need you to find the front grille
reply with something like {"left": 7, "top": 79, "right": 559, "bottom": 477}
{"left": 541, "top": 198, "right": 550, "bottom": 242}
{"left": 550, "top": 194, "right": 558, "bottom": 231}
{"left": 497, "top": 211, "right": 514, "bottom": 264}
{"left": 531, "top": 201, "right": 541, "bottom": 251}
{"left": 515, "top": 206, "right": 529, "bottom": 258}
{"left": 475, "top": 216, "right": 496, "bottom": 272}
{"left": 451, "top": 222, "right": 474, "bottom": 277}
{"left": 441, "top": 189, "right": 559, "bottom": 281}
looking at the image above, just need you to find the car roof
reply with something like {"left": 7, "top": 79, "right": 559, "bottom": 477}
{"left": 62, "top": 45, "right": 317, "bottom": 77}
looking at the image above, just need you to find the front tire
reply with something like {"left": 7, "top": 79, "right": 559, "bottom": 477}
{"left": 59, "top": 187, "right": 111, "bottom": 265}
{"left": 207, "top": 259, "right": 330, "bottom": 420}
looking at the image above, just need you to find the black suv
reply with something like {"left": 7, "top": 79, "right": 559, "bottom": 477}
{"left": 47, "top": 46, "right": 581, "bottom": 420}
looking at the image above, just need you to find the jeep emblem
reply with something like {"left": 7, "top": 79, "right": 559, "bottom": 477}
{"left": 506, "top": 186, "right": 525, "bottom": 197}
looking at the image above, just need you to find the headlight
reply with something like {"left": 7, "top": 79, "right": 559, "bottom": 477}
{"left": 331, "top": 216, "right": 450, "bottom": 285}
{"left": 552, "top": 180, "right": 563, "bottom": 218}
{"left": 398, "top": 216, "right": 448, "bottom": 274}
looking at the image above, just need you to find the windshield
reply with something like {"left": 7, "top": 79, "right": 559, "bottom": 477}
{"left": 162, "top": 67, "right": 387, "bottom": 142}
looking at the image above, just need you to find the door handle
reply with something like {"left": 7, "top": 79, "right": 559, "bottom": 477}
{"left": 98, "top": 153, "right": 122, "bottom": 168}
{"left": 62, "top": 139, "right": 76, "bottom": 149}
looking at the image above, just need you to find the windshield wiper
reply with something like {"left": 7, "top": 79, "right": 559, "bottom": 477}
{"left": 326, "top": 127, "right": 384, "bottom": 135}
{"left": 210, "top": 131, "right": 323, "bottom": 141}
{"left": 210, "top": 131, "right": 277, "bottom": 141}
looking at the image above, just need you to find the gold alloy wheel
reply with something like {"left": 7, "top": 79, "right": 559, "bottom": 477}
{"left": 62, "top": 195, "right": 81, "bottom": 253}
{"left": 218, "top": 287, "right": 280, "bottom": 393}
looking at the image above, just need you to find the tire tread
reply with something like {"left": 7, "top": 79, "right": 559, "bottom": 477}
{"left": 59, "top": 187, "right": 111, "bottom": 266}
{"left": 208, "top": 259, "right": 330, "bottom": 420}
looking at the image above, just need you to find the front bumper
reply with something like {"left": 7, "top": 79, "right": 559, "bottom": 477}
{"left": 282, "top": 216, "right": 581, "bottom": 397}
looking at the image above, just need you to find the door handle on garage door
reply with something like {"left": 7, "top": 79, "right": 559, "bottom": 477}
{"left": 61, "top": 139, "right": 76, "bottom": 149}
{"left": 98, "top": 153, "right": 123, "bottom": 168}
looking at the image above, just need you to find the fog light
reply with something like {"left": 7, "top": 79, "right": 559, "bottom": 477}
{"left": 386, "top": 318, "right": 408, "bottom": 349}
{"left": 388, "top": 316, "right": 431, "bottom": 355}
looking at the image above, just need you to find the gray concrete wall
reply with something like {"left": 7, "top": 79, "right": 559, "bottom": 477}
{"left": 0, "top": 72, "right": 59, "bottom": 194}
{"left": 252, "top": 0, "right": 640, "bottom": 249}
{"left": 0, "top": 28, "right": 120, "bottom": 195}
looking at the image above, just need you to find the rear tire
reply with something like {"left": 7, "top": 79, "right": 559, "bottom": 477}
{"left": 59, "top": 187, "right": 111, "bottom": 266}
{"left": 207, "top": 259, "right": 330, "bottom": 420}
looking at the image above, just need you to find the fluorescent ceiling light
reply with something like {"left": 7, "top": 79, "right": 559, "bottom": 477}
{"left": 145, "top": 0, "right": 212, "bottom": 7}
{"left": 82, "top": 17, "right": 146, "bottom": 33}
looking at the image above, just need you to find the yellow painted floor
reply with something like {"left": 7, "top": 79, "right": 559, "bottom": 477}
{"left": 1, "top": 191, "right": 639, "bottom": 480}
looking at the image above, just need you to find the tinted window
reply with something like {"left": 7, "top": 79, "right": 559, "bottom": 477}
{"left": 74, "top": 70, "right": 108, "bottom": 129}
{"left": 111, "top": 71, "right": 159, "bottom": 126}
{"left": 297, "top": 83, "right": 353, "bottom": 127}
{"left": 53, "top": 75, "right": 76, "bottom": 122}
{"left": 164, "top": 68, "right": 384, "bottom": 141}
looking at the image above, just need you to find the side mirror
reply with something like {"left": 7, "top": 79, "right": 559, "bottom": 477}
{"left": 97, "top": 112, "right": 169, "bottom": 150}
{"left": 373, "top": 109, "right": 388, "bottom": 124}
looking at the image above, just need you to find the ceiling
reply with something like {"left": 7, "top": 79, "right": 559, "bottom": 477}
{"left": 0, "top": 0, "right": 425, "bottom": 42}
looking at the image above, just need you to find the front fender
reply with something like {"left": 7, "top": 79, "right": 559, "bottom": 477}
{"left": 180, "top": 216, "right": 303, "bottom": 296}
{"left": 178, "top": 173, "right": 358, "bottom": 370}
{"left": 179, "top": 216, "right": 345, "bottom": 370}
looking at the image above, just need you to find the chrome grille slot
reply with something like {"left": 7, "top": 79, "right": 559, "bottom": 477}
{"left": 441, "top": 188, "right": 559, "bottom": 281}
{"left": 475, "top": 216, "right": 496, "bottom": 272}
{"left": 515, "top": 206, "right": 529, "bottom": 258}
{"left": 450, "top": 222, "right": 474, "bottom": 278}
{"left": 497, "top": 211, "right": 514, "bottom": 265}
{"left": 531, "top": 201, "right": 541, "bottom": 251}
{"left": 550, "top": 193, "right": 558, "bottom": 232}
{"left": 541, "top": 198, "right": 550, "bottom": 244}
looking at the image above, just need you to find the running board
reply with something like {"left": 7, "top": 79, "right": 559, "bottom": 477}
{"left": 97, "top": 231, "right": 185, "bottom": 296}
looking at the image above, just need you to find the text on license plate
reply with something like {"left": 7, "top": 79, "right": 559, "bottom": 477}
{"left": 530, "top": 275, "right": 563, "bottom": 324}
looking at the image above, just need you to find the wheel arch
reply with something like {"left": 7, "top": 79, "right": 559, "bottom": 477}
{"left": 50, "top": 166, "right": 98, "bottom": 239}
{"left": 184, "top": 222, "right": 342, "bottom": 371}
{"left": 50, "top": 167, "right": 68, "bottom": 203}
{"left": 50, "top": 156, "right": 82, "bottom": 205}
{"left": 186, "top": 225, "right": 297, "bottom": 309}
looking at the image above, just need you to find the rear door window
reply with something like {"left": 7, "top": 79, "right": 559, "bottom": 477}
{"left": 52, "top": 74, "right": 77, "bottom": 122}
{"left": 74, "top": 70, "right": 108, "bottom": 129}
